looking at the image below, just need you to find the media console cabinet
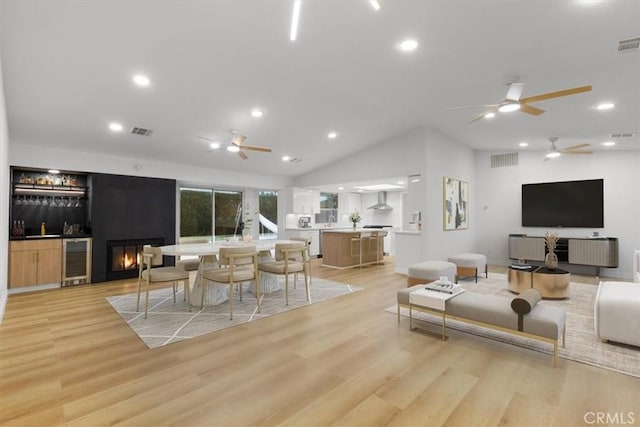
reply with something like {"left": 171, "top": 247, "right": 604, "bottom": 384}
{"left": 508, "top": 234, "right": 618, "bottom": 276}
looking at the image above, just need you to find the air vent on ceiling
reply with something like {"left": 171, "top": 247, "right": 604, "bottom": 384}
{"left": 618, "top": 37, "right": 640, "bottom": 53}
{"left": 285, "top": 157, "right": 302, "bottom": 163}
{"left": 129, "top": 127, "right": 153, "bottom": 136}
{"left": 609, "top": 132, "right": 635, "bottom": 138}
{"left": 491, "top": 152, "right": 518, "bottom": 168}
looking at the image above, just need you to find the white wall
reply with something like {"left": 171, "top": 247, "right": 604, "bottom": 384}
{"left": 475, "top": 150, "right": 640, "bottom": 279}
{"left": 0, "top": 58, "right": 9, "bottom": 323}
{"left": 9, "top": 143, "right": 290, "bottom": 190}
{"left": 423, "top": 128, "right": 476, "bottom": 261}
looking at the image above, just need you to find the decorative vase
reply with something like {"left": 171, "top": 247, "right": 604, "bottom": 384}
{"left": 545, "top": 252, "right": 558, "bottom": 270}
{"left": 242, "top": 228, "right": 252, "bottom": 242}
{"left": 352, "top": 223, "right": 357, "bottom": 230}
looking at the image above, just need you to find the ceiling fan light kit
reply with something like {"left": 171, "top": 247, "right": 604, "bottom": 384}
{"left": 198, "top": 129, "right": 272, "bottom": 160}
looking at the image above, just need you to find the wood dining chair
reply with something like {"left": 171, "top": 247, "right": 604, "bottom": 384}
{"left": 200, "top": 245, "right": 260, "bottom": 320}
{"left": 258, "top": 241, "right": 310, "bottom": 305}
{"left": 137, "top": 245, "right": 191, "bottom": 319}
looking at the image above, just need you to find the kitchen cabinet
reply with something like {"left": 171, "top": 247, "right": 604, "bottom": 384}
{"left": 288, "top": 229, "right": 320, "bottom": 257}
{"left": 9, "top": 239, "right": 62, "bottom": 288}
{"left": 338, "top": 193, "right": 362, "bottom": 223}
{"left": 292, "top": 188, "right": 320, "bottom": 215}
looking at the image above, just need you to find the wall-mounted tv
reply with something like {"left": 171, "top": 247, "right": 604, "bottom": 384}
{"left": 521, "top": 179, "right": 604, "bottom": 228}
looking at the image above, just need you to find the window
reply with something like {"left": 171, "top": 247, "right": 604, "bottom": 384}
{"left": 258, "top": 190, "right": 278, "bottom": 238}
{"left": 179, "top": 187, "right": 243, "bottom": 242}
{"left": 318, "top": 192, "right": 338, "bottom": 223}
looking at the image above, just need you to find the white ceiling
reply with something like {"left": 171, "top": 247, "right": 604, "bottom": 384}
{"left": 1, "top": 1, "right": 639, "bottom": 178}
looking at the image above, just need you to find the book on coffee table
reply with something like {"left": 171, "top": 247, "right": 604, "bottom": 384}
{"left": 425, "top": 282, "right": 463, "bottom": 295}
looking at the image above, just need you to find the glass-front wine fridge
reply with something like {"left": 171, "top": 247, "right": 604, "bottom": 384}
{"left": 62, "top": 237, "right": 92, "bottom": 286}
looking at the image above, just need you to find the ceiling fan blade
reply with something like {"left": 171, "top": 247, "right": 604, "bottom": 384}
{"left": 519, "top": 104, "right": 545, "bottom": 116}
{"left": 519, "top": 85, "right": 592, "bottom": 104}
{"left": 505, "top": 83, "right": 525, "bottom": 101}
{"left": 239, "top": 145, "right": 272, "bottom": 153}
{"left": 197, "top": 135, "right": 216, "bottom": 142}
{"left": 560, "top": 150, "right": 593, "bottom": 155}
{"left": 448, "top": 104, "right": 498, "bottom": 111}
{"left": 238, "top": 151, "right": 248, "bottom": 160}
{"left": 561, "top": 143, "right": 590, "bottom": 151}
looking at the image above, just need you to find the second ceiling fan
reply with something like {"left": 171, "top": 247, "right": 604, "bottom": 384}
{"left": 448, "top": 80, "right": 592, "bottom": 123}
{"left": 544, "top": 137, "right": 593, "bottom": 161}
{"left": 199, "top": 129, "right": 272, "bottom": 160}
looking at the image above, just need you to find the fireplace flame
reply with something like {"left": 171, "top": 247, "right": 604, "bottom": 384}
{"left": 123, "top": 253, "right": 136, "bottom": 270}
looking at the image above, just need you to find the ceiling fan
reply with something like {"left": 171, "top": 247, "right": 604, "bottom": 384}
{"left": 198, "top": 129, "right": 272, "bottom": 160}
{"left": 544, "top": 137, "right": 593, "bottom": 161}
{"left": 448, "top": 80, "right": 592, "bottom": 123}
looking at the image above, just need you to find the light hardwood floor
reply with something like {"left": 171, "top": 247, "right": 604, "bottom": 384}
{"left": 1, "top": 259, "right": 639, "bottom": 426}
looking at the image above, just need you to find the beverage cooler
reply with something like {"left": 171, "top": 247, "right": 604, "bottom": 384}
{"left": 62, "top": 237, "right": 92, "bottom": 286}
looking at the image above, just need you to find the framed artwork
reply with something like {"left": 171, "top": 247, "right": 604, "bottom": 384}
{"left": 443, "top": 176, "right": 468, "bottom": 230}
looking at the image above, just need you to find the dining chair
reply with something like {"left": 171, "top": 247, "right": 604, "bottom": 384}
{"left": 289, "top": 236, "right": 312, "bottom": 286}
{"left": 200, "top": 245, "right": 260, "bottom": 320}
{"left": 258, "top": 241, "right": 310, "bottom": 305}
{"left": 137, "top": 245, "right": 191, "bottom": 319}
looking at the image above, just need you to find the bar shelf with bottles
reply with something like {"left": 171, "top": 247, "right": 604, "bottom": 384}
{"left": 10, "top": 167, "right": 90, "bottom": 239}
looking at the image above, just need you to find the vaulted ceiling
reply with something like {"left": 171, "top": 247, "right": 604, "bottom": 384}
{"left": 1, "top": 0, "right": 638, "bottom": 177}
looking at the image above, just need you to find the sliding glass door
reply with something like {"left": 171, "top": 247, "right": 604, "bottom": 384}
{"left": 179, "top": 187, "right": 243, "bottom": 242}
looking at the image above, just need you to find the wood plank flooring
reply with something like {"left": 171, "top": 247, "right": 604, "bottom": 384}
{"left": 1, "top": 259, "right": 639, "bottom": 426}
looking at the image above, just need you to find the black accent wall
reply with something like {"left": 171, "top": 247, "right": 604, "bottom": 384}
{"left": 90, "top": 173, "right": 176, "bottom": 283}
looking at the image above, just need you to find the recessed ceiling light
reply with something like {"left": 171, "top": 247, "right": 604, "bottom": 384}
{"left": 484, "top": 112, "right": 496, "bottom": 119}
{"left": 357, "top": 189, "right": 364, "bottom": 192}
{"left": 109, "top": 122, "right": 123, "bottom": 132}
{"left": 369, "top": 0, "right": 381, "bottom": 11}
{"left": 132, "top": 74, "right": 150, "bottom": 87}
{"left": 354, "top": 184, "right": 404, "bottom": 191}
{"left": 209, "top": 142, "right": 221, "bottom": 149}
{"left": 251, "top": 109, "right": 263, "bottom": 118}
{"left": 338, "top": 186, "right": 344, "bottom": 190}
{"left": 601, "top": 141, "right": 616, "bottom": 147}
{"left": 48, "top": 169, "right": 60, "bottom": 174}
{"left": 290, "top": 0, "right": 302, "bottom": 41}
{"left": 398, "top": 39, "right": 418, "bottom": 52}
{"left": 519, "top": 142, "right": 529, "bottom": 147}
{"left": 397, "top": 181, "right": 404, "bottom": 185}
{"left": 596, "top": 102, "right": 615, "bottom": 110}
{"left": 227, "top": 145, "right": 240, "bottom": 153}
{"left": 328, "top": 132, "right": 338, "bottom": 139}
{"left": 282, "top": 155, "right": 291, "bottom": 162}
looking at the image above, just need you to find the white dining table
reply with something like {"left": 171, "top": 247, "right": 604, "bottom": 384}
{"left": 159, "top": 239, "right": 293, "bottom": 307}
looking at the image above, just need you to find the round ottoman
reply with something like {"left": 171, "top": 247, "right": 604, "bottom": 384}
{"left": 407, "top": 261, "right": 457, "bottom": 287}
{"left": 448, "top": 253, "right": 487, "bottom": 283}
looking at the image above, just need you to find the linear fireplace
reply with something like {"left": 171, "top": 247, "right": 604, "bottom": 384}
{"left": 106, "top": 238, "right": 165, "bottom": 281}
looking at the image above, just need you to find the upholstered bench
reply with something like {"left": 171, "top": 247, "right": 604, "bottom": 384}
{"left": 594, "top": 281, "right": 640, "bottom": 347}
{"left": 407, "top": 261, "right": 457, "bottom": 287}
{"left": 397, "top": 285, "right": 566, "bottom": 366}
{"left": 448, "top": 253, "right": 487, "bottom": 283}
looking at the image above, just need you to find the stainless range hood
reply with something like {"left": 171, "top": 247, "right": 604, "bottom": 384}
{"left": 367, "top": 191, "right": 393, "bottom": 210}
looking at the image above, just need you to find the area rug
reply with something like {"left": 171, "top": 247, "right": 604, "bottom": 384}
{"left": 108, "top": 277, "right": 361, "bottom": 349}
{"left": 387, "top": 273, "right": 640, "bottom": 378}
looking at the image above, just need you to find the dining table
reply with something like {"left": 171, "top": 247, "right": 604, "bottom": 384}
{"left": 159, "top": 239, "right": 294, "bottom": 307}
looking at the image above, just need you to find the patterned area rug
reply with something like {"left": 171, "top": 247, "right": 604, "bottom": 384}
{"left": 387, "top": 273, "right": 640, "bottom": 378}
{"left": 108, "top": 277, "right": 361, "bottom": 348}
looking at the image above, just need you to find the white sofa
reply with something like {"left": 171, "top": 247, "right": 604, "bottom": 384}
{"left": 594, "top": 281, "right": 640, "bottom": 347}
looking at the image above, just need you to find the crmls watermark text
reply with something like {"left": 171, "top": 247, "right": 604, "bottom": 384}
{"left": 584, "top": 412, "right": 636, "bottom": 425}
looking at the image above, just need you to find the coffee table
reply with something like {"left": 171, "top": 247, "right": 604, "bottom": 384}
{"left": 408, "top": 287, "right": 466, "bottom": 340}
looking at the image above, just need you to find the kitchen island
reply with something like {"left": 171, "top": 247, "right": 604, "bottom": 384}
{"left": 321, "top": 229, "right": 386, "bottom": 268}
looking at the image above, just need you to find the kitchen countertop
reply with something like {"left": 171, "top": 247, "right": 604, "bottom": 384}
{"left": 394, "top": 230, "right": 421, "bottom": 235}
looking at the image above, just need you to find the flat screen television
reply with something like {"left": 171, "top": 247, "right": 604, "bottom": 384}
{"left": 521, "top": 179, "right": 604, "bottom": 228}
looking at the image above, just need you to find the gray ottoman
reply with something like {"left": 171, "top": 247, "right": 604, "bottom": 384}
{"left": 448, "top": 253, "right": 487, "bottom": 283}
{"left": 407, "top": 261, "right": 457, "bottom": 287}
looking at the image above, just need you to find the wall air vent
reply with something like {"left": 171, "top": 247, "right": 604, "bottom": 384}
{"left": 490, "top": 152, "right": 518, "bottom": 168}
{"left": 129, "top": 127, "right": 153, "bottom": 136}
{"left": 618, "top": 37, "right": 640, "bottom": 53}
{"left": 609, "top": 132, "right": 635, "bottom": 138}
